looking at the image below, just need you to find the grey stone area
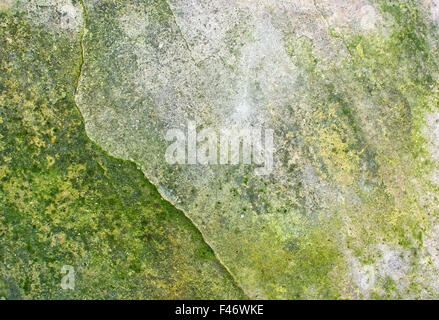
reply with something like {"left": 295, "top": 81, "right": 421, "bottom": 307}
{"left": 73, "top": 0, "right": 439, "bottom": 298}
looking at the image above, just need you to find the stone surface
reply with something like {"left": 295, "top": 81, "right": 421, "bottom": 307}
{"left": 0, "top": 1, "right": 244, "bottom": 299}
{"left": 76, "top": 0, "right": 439, "bottom": 299}
{"left": 2, "top": 0, "right": 439, "bottom": 299}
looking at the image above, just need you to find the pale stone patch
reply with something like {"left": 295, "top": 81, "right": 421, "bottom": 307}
{"left": 167, "top": 0, "right": 241, "bottom": 62}
{"left": 59, "top": 3, "right": 81, "bottom": 31}
{"left": 16, "top": 0, "right": 82, "bottom": 32}
{"left": 273, "top": 0, "right": 351, "bottom": 65}
{"left": 376, "top": 244, "right": 409, "bottom": 282}
{"left": 0, "top": 0, "right": 11, "bottom": 11}
{"left": 349, "top": 244, "right": 410, "bottom": 297}
{"left": 425, "top": 113, "right": 439, "bottom": 185}
{"left": 316, "top": 0, "right": 380, "bottom": 32}
{"left": 425, "top": 112, "right": 439, "bottom": 161}
{"left": 360, "top": 5, "right": 377, "bottom": 31}
{"left": 127, "top": 0, "right": 298, "bottom": 132}
{"left": 432, "top": 0, "right": 439, "bottom": 23}
{"left": 229, "top": 11, "right": 297, "bottom": 125}
{"left": 422, "top": 0, "right": 439, "bottom": 24}
{"left": 119, "top": 12, "right": 150, "bottom": 38}
{"left": 416, "top": 224, "right": 439, "bottom": 295}
{"left": 431, "top": 169, "right": 439, "bottom": 185}
{"left": 424, "top": 224, "right": 439, "bottom": 271}
{"left": 350, "top": 255, "right": 376, "bottom": 298}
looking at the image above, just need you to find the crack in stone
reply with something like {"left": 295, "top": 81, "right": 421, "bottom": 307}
{"left": 163, "top": 0, "right": 198, "bottom": 64}
{"left": 73, "top": 0, "right": 248, "bottom": 298}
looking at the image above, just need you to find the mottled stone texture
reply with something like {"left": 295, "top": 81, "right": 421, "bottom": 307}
{"left": 0, "top": 1, "right": 244, "bottom": 299}
{"left": 2, "top": 0, "right": 439, "bottom": 299}
{"left": 76, "top": 0, "right": 439, "bottom": 299}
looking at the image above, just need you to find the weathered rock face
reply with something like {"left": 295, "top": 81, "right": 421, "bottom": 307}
{"left": 2, "top": 0, "right": 439, "bottom": 299}
{"left": 0, "top": 1, "right": 245, "bottom": 299}
{"left": 75, "top": 0, "right": 439, "bottom": 299}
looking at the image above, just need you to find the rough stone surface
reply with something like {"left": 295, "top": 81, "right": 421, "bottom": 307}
{"left": 73, "top": 0, "right": 439, "bottom": 299}
{"left": 0, "top": 0, "right": 244, "bottom": 299}
{"left": 2, "top": 0, "right": 439, "bottom": 299}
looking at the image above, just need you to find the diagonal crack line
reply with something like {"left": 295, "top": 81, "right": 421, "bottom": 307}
{"left": 74, "top": 0, "right": 248, "bottom": 299}
{"left": 161, "top": 1, "right": 249, "bottom": 297}
{"left": 163, "top": 0, "right": 198, "bottom": 64}
{"left": 155, "top": 187, "right": 250, "bottom": 299}
{"left": 312, "top": 0, "right": 329, "bottom": 29}
{"left": 160, "top": 0, "right": 248, "bottom": 299}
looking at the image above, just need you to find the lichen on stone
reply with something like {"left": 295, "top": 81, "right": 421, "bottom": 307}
{"left": 2, "top": 0, "right": 439, "bottom": 300}
{"left": 0, "top": 3, "right": 244, "bottom": 299}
